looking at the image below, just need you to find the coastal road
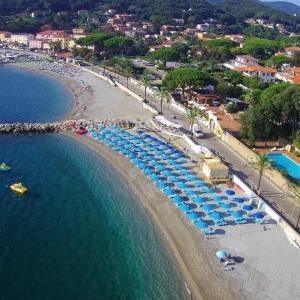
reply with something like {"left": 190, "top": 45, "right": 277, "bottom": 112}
{"left": 86, "top": 64, "right": 300, "bottom": 229}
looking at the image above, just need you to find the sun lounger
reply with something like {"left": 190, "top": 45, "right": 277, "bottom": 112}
{"left": 235, "top": 218, "right": 247, "bottom": 224}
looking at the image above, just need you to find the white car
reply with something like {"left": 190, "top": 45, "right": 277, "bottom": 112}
{"left": 192, "top": 127, "right": 204, "bottom": 138}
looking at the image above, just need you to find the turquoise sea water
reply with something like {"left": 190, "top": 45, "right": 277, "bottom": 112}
{"left": 0, "top": 67, "right": 187, "bottom": 299}
{"left": 0, "top": 66, "right": 74, "bottom": 123}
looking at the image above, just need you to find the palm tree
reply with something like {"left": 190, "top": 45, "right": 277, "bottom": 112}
{"left": 140, "top": 71, "right": 151, "bottom": 101}
{"left": 254, "top": 154, "right": 272, "bottom": 192}
{"left": 155, "top": 86, "right": 170, "bottom": 114}
{"left": 123, "top": 66, "right": 133, "bottom": 88}
{"left": 185, "top": 108, "right": 199, "bottom": 136}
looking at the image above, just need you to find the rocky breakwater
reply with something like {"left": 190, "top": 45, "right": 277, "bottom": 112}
{"left": 0, "top": 122, "right": 64, "bottom": 134}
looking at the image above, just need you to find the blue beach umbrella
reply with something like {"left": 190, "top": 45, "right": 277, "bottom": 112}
{"left": 176, "top": 182, "right": 189, "bottom": 189}
{"left": 202, "top": 204, "right": 215, "bottom": 213}
{"left": 243, "top": 205, "right": 254, "bottom": 212}
{"left": 201, "top": 188, "right": 216, "bottom": 194}
{"left": 231, "top": 211, "right": 245, "bottom": 219}
{"left": 185, "top": 189, "right": 197, "bottom": 196}
{"left": 253, "top": 212, "right": 264, "bottom": 219}
{"left": 234, "top": 198, "right": 245, "bottom": 204}
{"left": 192, "top": 196, "right": 206, "bottom": 205}
{"left": 180, "top": 170, "right": 192, "bottom": 176}
{"left": 150, "top": 174, "right": 160, "bottom": 181}
{"left": 172, "top": 196, "right": 184, "bottom": 205}
{"left": 144, "top": 169, "right": 154, "bottom": 175}
{"left": 212, "top": 196, "right": 223, "bottom": 203}
{"left": 174, "top": 165, "right": 184, "bottom": 170}
{"left": 186, "top": 176, "right": 199, "bottom": 182}
{"left": 226, "top": 189, "right": 235, "bottom": 196}
{"left": 162, "top": 171, "right": 173, "bottom": 177}
{"left": 195, "top": 220, "right": 208, "bottom": 229}
{"left": 216, "top": 250, "right": 228, "bottom": 259}
{"left": 163, "top": 188, "right": 177, "bottom": 196}
{"left": 220, "top": 203, "right": 232, "bottom": 210}
{"left": 210, "top": 212, "right": 223, "bottom": 221}
{"left": 186, "top": 211, "right": 200, "bottom": 221}
{"left": 169, "top": 176, "right": 181, "bottom": 183}
{"left": 178, "top": 203, "right": 191, "bottom": 213}
{"left": 156, "top": 165, "right": 167, "bottom": 172}
{"left": 156, "top": 181, "right": 167, "bottom": 189}
{"left": 194, "top": 181, "right": 206, "bottom": 187}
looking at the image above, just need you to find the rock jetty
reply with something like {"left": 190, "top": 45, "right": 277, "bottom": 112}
{"left": 0, "top": 122, "right": 64, "bottom": 134}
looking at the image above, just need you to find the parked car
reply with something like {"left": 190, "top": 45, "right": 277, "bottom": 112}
{"left": 192, "top": 126, "right": 204, "bottom": 138}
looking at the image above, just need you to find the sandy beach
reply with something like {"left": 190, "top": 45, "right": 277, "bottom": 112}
{"left": 8, "top": 58, "right": 300, "bottom": 300}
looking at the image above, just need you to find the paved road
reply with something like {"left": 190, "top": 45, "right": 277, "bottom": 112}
{"left": 87, "top": 64, "right": 300, "bottom": 230}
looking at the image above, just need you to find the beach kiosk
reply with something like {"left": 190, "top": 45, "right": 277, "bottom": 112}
{"left": 202, "top": 158, "right": 229, "bottom": 182}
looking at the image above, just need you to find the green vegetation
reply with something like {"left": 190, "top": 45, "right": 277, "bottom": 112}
{"left": 241, "top": 83, "right": 300, "bottom": 145}
{"left": 149, "top": 48, "right": 180, "bottom": 67}
{"left": 163, "top": 67, "right": 213, "bottom": 98}
{"left": 265, "top": 54, "right": 293, "bottom": 69}
{"left": 253, "top": 154, "right": 272, "bottom": 192}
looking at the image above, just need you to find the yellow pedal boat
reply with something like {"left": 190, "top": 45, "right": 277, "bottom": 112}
{"left": 10, "top": 182, "right": 28, "bottom": 194}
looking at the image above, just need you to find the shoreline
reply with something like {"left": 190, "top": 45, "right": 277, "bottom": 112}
{"left": 63, "top": 131, "right": 243, "bottom": 300}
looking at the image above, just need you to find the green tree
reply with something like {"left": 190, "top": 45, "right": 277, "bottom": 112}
{"left": 124, "top": 66, "right": 133, "bottom": 88}
{"left": 186, "top": 108, "right": 199, "bottom": 136}
{"left": 155, "top": 86, "right": 170, "bottom": 114}
{"left": 243, "top": 89, "right": 261, "bottom": 106}
{"left": 253, "top": 154, "right": 272, "bottom": 192}
{"left": 150, "top": 48, "right": 180, "bottom": 67}
{"left": 163, "top": 68, "right": 213, "bottom": 98}
{"left": 140, "top": 71, "right": 152, "bottom": 101}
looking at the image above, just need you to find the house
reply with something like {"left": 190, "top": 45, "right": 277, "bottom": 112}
{"left": 36, "top": 30, "right": 70, "bottom": 49}
{"left": 186, "top": 91, "right": 221, "bottom": 105}
{"left": 196, "top": 32, "right": 216, "bottom": 40}
{"left": 285, "top": 47, "right": 300, "bottom": 57}
{"left": 224, "top": 55, "right": 258, "bottom": 70}
{"left": 29, "top": 39, "right": 49, "bottom": 50}
{"left": 10, "top": 33, "right": 34, "bottom": 46}
{"left": 160, "top": 25, "right": 177, "bottom": 36}
{"left": 237, "top": 66, "right": 276, "bottom": 83}
{"left": 0, "top": 31, "right": 11, "bottom": 42}
{"left": 196, "top": 23, "right": 211, "bottom": 32}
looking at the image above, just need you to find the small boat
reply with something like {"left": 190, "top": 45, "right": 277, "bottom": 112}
{"left": 10, "top": 182, "right": 28, "bottom": 194}
{"left": 0, "top": 163, "right": 10, "bottom": 172}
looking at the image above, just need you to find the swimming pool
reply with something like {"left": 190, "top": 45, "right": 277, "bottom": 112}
{"left": 267, "top": 153, "right": 300, "bottom": 180}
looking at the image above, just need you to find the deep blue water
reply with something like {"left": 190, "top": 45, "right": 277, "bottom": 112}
{"left": 0, "top": 66, "right": 74, "bottom": 123}
{"left": 0, "top": 67, "right": 187, "bottom": 299}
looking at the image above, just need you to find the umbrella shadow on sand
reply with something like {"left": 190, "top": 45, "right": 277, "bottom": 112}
{"left": 232, "top": 256, "right": 244, "bottom": 264}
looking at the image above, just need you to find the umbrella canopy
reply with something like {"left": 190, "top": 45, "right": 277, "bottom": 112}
{"left": 186, "top": 212, "right": 200, "bottom": 221}
{"left": 212, "top": 196, "right": 223, "bottom": 203}
{"left": 163, "top": 188, "right": 177, "bottom": 196}
{"left": 169, "top": 176, "right": 181, "bottom": 183}
{"left": 186, "top": 176, "right": 199, "bottom": 182}
{"left": 176, "top": 182, "right": 189, "bottom": 189}
{"left": 156, "top": 166, "right": 167, "bottom": 172}
{"left": 243, "top": 205, "right": 254, "bottom": 211}
{"left": 180, "top": 170, "right": 193, "bottom": 176}
{"left": 210, "top": 212, "right": 223, "bottom": 221}
{"left": 178, "top": 203, "right": 191, "bottom": 213}
{"left": 216, "top": 250, "right": 228, "bottom": 259}
{"left": 226, "top": 189, "right": 235, "bottom": 196}
{"left": 144, "top": 169, "right": 154, "bottom": 175}
{"left": 162, "top": 171, "right": 173, "bottom": 177}
{"left": 202, "top": 188, "right": 217, "bottom": 194}
{"left": 253, "top": 212, "right": 264, "bottom": 219}
{"left": 185, "top": 190, "right": 197, "bottom": 196}
{"left": 171, "top": 196, "right": 184, "bottom": 205}
{"left": 195, "top": 220, "right": 208, "bottom": 229}
{"left": 156, "top": 181, "right": 167, "bottom": 189}
{"left": 231, "top": 211, "right": 245, "bottom": 219}
{"left": 150, "top": 174, "right": 160, "bottom": 181}
{"left": 202, "top": 204, "right": 215, "bottom": 213}
{"left": 220, "top": 203, "right": 232, "bottom": 210}
{"left": 192, "top": 196, "right": 207, "bottom": 205}
{"left": 234, "top": 198, "right": 245, "bottom": 204}
{"left": 193, "top": 181, "right": 206, "bottom": 187}
{"left": 173, "top": 165, "right": 184, "bottom": 170}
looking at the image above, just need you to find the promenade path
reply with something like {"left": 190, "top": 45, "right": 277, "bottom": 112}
{"left": 88, "top": 65, "right": 300, "bottom": 231}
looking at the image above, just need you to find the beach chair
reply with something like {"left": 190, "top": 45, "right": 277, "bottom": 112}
{"left": 217, "top": 220, "right": 227, "bottom": 226}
